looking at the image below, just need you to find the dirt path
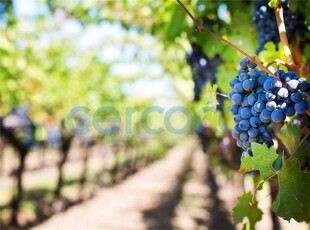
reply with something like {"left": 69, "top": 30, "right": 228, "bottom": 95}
{"left": 30, "top": 137, "right": 308, "bottom": 230}
{"left": 32, "top": 138, "right": 196, "bottom": 230}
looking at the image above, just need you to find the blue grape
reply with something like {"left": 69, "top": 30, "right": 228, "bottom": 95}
{"left": 248, "top": 127, "right": 259, "bottom": 137}
{"left": 243, "top": 141, "right": 250, "bottom": 148}
{"left": 234, "top": 83, "right": 244, "bottom": 93}
{"left": 234, "top": 114, "right": 243, "bottom": 123}
{"left": 279, "top": 102, "right": 288, "bottom": 112}
{"left": 239, "top": 57, "right": 248, "bottom": 69}
{"left": 240, "top": 107, "right": 252, "bottom": 119}
{"left": 243, "top": 79, "right": 255, "bottom": 91}
{"left": 250, "top": 116, "right": 262, "bottom": 127}
{"left": 257, "top": 74, "right": 267, "bottom": 86}
{"left": 266, "top": 91, "right": 276, "bottom": 101}
{"left": 242, "top": 97, "right": 249, "bottom": 107}
{"left": 249, "top": 68, "right": 260, "bottom": 79}
{"left": 294, "top": 101, "right": 308, "bottom": 114}
{"left": 251, "top": 107, "right": 260, "bottom": 116}
{"left": 232, "top": 130, "right": 240, "bottom": 139}
{"left": 263, "top": 78, "right": 275, "bottom": 91}
{"left": 256, "top": 87, "right": 264, "bottom": 94}
{"left": 263, "top": 129, "right": 273, "bottom": 140}
{"left": 239, "top": 120, "right": 250, "bottom": 131}
{"left": 240, "top": 132, "right": 249, "bottom": 141}
{"left": 238, "top": 68, "right": 247, "bottom": 75}
{"left": 249, "top": 136, "right": 259, "bottom": 143}
{"left": 237, "top": 139, "right": 243, "bottom": 148}
{"left": 228, "top": 90, "right": 235, "bottom": 99}
{"left": 291, "top": 92, "right": 302, "bottom": 103}
{"left": 299, "top": 81, "right": 310, "bottom": 92}
{"left": 258, "top": 92, "right": 267, "bottom": 102}
{"left": 287, "top": 79, "right": 299, "bottom": 92}
{"left": 266, "top": 101, "right": 277, "bottom": 111}
{"left": 259, "top": 112, "right": 271, "bottom": 123}
{"left": 239, "top": 73, "right": 250, "bottom": 82}
{"left": 231, "top": 93, "right": 243, "bottom": 105}
{"left": 284, "top": 106, "right": 295, "bottom": 116}
{"left": 271, "top": 109, "right": 285, "bottom": 123}
{"left": 277, "top": 87, "right": 289, "bottom": 100}
{"left": 229, "top": 77, "right": 240, "bottom": 87}
{"left": 261, "top": 108, "right": 272, "bottom": 120}
{"left": 230, "top": 104, "right": 240, "bottom": 115}
{"left": 247, "top": 94, "right": 257, "bottom": 106}
{"left": 254, "top": 101, "right": 266, "bottom": 112}
{"left": 274, "top": 80, "right": 282, "bottom": 89}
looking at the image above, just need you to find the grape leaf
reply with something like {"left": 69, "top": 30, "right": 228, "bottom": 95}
{"left": 233, "top": 192, "right": 263, "bottom": 230}
{"left": 277, "top": 124, "right": 301, "bottom": 154}
{"left": 258, "top": 42, "right": 285, "bottom": 65}
{"left": 202, "top": 83, "right": 219, "bottom": 113}
{"left": 239, "top": 143, "right": 278, "bottom": 180}
{"left": 268, "top": 0, "right": 280, "bottom": 8}
{"left": 272, "top": 158, "right": 310, "bottom": 222}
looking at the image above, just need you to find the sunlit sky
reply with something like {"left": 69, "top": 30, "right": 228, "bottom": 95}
{"left": 11, "top": 0, "right": 179, "bottom": 103}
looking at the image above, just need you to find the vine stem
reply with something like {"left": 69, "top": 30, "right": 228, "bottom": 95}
{"left": 274, "top": 6, "right": 298, "bottom": 73}
{"left": 176, "top": 0, "right": 279, "bottom": 80}
{"left": 216, "top": 92, "right": 229, "bottom": 99}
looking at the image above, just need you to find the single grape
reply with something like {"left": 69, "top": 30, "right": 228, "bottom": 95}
{"left": 239, "top": 73, "right": 250, "bottom": 82}
{"left": 250, "top": 116, "right": 262, "bottom": 127}
{"left": 248, "top": 127, "right": 260, "bottom": 137}
{"left": 243, "top": 79, "right": 255, "bottom": 91}
{"left": 287, "top": 79, "right": 299, "bottom": 92}
{"left": 294, "top": 101, "right": 308, "bottom": 114}
{"left": 231, "top": 93, "right": 243, "bottom": 105}
{"left": 249, "top": 68, "right": 260, "bottom": 79}
{"left": 240, "top": 107, "right": 252, "bottom": 119}
{"left": 261, "top": 108, "right": 272, "bottom": 120}
{"left": 240, "top": 132, "right": 249, "bottom": 141}
{"left": 234, "top": 83, "right": 244, "bottom": 93}
{"left": 230, "top": 104, "right": 240, "bottom": 114}
{"left": 247, "top": 94, "right": 257, "bottom": 106}
{"left": 284, "top": 106, "right": 295, "bottom": 117}
{"left": 277, "top": 87, "right": 289, "bottom": 100}
{"left": 299, "top": 81, "right": 310, "bottom": 93}
{"left": 271, "top": 109, "right": 285, "bottom": 123}
{"left": 266, "top": 101, "right": 277, "bottom": 111}
{"left": 291, "top": 92, "right": 302, "bottom": 103}
{"left": 254, "top": 101, "right": 266, "bottom": 112}
{"left": 239, "top": 57, "right": 248, "bottom": 69}
{"left": 229, "top": 77, "right": 240, "bottom": 87}
{"left": 239, "top": 120, "right": 250, "bottom": 131}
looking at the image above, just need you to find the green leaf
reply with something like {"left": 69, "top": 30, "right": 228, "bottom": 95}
{"left": 272, "top": 158, "right": 310, "bottom": 222}
{"left": 202, "top": 83, "right": 219, "bottom": 113}
{"left": 239, "top": 143, "right": 278, "bottom": 180}
{"left": 258, "top": 42, "right": 285, "bottom": 65}
{"left": 233, "top": 192, "right": 263, "bottom": 230}
{"left": 268, "top": 0, "right": 280, "bottom": 8}
{"left": 277, "top": 124, "right": 301, "bottom": 154}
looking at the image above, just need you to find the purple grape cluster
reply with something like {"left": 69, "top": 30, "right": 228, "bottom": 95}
{"left": 186, "top": 44, "right": 220, "bottom": 101}
{"left": 229, "top": 57, "right": 310, "bottom": 159}
{"left": 253, "top": 0, "right": 308, "bottom": 54}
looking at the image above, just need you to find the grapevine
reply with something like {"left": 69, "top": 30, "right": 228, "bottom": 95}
{"left": 253, "top": 0, "right": 308, "bottom": 54}
{"left": 177, "top": 0, "right": 310, "bottom": 227}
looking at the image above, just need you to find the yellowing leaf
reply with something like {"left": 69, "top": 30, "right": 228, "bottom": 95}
{"left": 203, "top": 83, "right": 219, "bottom": 113}
{"left": 268, "top": 0, "right": 280, "bottom": 8}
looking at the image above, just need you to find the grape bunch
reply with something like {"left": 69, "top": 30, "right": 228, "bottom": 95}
{"left": 253, "top": 0, "right": 308, "bottom": 54}
{"left": 229, "top": 57, "right": 310, "bottom": 159}
{"left": 186, "top": 44, "right": 221, "bottom": 101}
